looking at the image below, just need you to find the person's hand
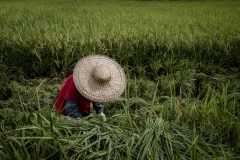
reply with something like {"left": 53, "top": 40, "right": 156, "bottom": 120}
{"left": 99, "top": 112, "right": 106, "bottom": 121}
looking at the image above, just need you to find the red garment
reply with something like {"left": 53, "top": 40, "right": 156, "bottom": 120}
{"left": 55, "top": 75, "right": 91, "bottom": 116}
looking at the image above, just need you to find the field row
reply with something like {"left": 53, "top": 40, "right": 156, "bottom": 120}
{"left": 1, "top": 0, "right": 240, "bottom": 78}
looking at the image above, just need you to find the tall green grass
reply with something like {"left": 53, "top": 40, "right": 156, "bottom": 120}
{"left": 0, "top": 0, "right": 240, "bottom": 78}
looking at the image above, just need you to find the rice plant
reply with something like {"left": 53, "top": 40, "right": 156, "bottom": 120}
{"left": 0, "top": 0, "right": 240, "bottom": 78}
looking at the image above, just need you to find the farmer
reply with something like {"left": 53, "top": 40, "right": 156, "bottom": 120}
{"left": 54, "top": 54, "right": 126, "bottom": 121}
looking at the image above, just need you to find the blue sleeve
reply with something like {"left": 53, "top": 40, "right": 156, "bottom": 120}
{"left": 92, "top": 102, "right": 103, "bottom": 114}
{"left": 66, "top": 100, "right": 82, "bottom": 118}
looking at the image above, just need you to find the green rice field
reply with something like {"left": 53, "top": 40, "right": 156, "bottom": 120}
{"left": 0, "top": 0, "right": 240, "bottom": 159}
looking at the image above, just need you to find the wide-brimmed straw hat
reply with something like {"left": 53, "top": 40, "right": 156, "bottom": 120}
{"left": 73, "top": 54, "right": 126, "bottom": 103}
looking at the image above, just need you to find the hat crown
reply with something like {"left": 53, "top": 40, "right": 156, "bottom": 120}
{"left": 93, "top": 65, "right": 111, "bottom": 83}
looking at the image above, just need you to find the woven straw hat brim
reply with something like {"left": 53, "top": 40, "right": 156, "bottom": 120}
{"left": 73, "top": 54, "right": 126, "bottom": 103}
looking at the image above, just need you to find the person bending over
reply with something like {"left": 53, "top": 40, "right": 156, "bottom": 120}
{"left": 54, "top": 54, "right": 126, "bottom": 121}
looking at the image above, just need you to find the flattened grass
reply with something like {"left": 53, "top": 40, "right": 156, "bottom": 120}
{"left": 0, "top": 74, "right": 240, "bottom": 159}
